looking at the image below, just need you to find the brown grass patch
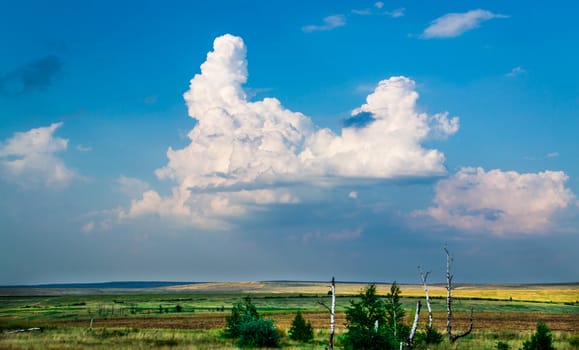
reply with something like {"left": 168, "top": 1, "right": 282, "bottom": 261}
{"left": 53, "top": 310, "right": 578, "bottom": 333}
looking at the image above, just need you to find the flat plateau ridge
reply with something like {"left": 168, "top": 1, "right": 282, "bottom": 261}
{"left": 2, "top": 281, "right": 577, "bottom": 303}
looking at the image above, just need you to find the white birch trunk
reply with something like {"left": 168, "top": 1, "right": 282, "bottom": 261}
{"left": 418, "top": 267, "right": 433, "bottom": 328}
{"left": 329, "top": 276, "right": 335, "bottom": 350}
{"left": 406, "top": 300, "right": 421, "bottom": 349}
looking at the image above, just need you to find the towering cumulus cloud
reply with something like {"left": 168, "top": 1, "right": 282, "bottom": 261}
{"left": 121, "top": 34, "right": 458, "bottom": 228}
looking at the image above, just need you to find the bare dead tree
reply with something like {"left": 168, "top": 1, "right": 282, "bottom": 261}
{"left": 444, "top": 245, "right": 473, "bottom": 344}
{"left": 406, "top": 300, "right": 421, "bottom": 349}
{"left": 418, "top": 266, "right": 433, "bottom": 328}
{"left": 318, "top": 276, "right": 336, "bottom": 350}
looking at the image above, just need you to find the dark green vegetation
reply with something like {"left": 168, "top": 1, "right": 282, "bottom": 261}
{"left": 288, "top": 311, "right": 313, "bottom": 343}
{"left": 522, "top": 322, "right": 555, "bottom": 350}
{"left": 420, "top": 325, "right": 444, "bottom": 345}
{"left": 0, "top": 283, "right": 577, "bottom": 349}
{"left": 343, "top": 284, "right": 398, "bottom": 349}
{"left": 225, "top": 296, "right": 280, "bottom": 347}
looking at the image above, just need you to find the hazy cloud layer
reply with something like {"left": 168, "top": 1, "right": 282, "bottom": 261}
{"left": 301, "top": 228, "right": 363, "bottom": 242}
{"left": 120, "top": 34, "right": 458, "bottom": 228}
{"left": 0, "top": 55, "right": 62, "bottom": 96}
{"left": 302, "top": 15, "right": 346, "bottom": 32}
{"left": 0, "top": 122, "right": 79, "bottom": 188}
{"left": 421, "top": 167, "right": 576, "bottom": 235}
{"left": 422, "top": 9, "right": 507, "bottom": 39}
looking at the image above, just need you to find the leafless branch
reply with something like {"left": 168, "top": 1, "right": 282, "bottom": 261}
{"left": 445, "top": 245, "right": 473, "bottom": 344}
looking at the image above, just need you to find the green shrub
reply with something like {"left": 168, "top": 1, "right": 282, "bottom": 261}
{"left": 568, "top": 334, "right": 579, "bottom": 347}
{"left": 424, "top": 326, "right": 444, "bottom": 345}
{"left": 521, "top": 322, "right": 554, "bottom": 350}
{"left": 497, "top": 340, "right": 509, "bottom": 350}
{"left": 236, "top": 318, "right": 280, "bottom": 348}
{"left": 288, "top": 310, "right": 313, "bottom": 343}
{"left": 343, "top": 284, "right": 397, "bottom": 350}
{"left": 225, "top": 296, "right": 259, "bottom": 338}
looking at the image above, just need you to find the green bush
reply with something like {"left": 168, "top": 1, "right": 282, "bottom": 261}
{"left": 343, "top": 284, "right": 398, "bottom": 350}
{"left": 521, "top": 322, "right": 554, "bottom": 350}
{"left": 225, "top": 296, "right": 259, "bottom": 338}
{"left": 236, "top": 318, "right": 280, "bottom": 348}
{"left": 424, "top": 326, "right": 444, "bottom": 345}
{"left": 497, "top": 340, "right": 509, "bottom": 350}
{"left": 569, "top": 334, "right": 579, "bottom": 347}
{"left": 288, "top": 310, "right": 313, "bottom": 343}
{"left": 224, "top": 296, "right": 281, "bottom": 348}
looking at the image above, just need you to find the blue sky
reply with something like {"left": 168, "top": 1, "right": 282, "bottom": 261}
{"left": 1, "top": 0, "right": 578, "bottom": 285}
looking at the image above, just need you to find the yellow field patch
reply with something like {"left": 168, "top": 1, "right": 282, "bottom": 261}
{"left": 166, "top": 282, "right": 579, "bottom": 303}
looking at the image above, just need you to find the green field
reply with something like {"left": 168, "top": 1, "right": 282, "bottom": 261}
{"left": 1, "top": 282, "right": 577, "bottom": 349}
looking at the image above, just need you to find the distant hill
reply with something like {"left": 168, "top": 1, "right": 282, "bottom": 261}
{"left": 2, "top": 281, "right": 197, "bottom": 289}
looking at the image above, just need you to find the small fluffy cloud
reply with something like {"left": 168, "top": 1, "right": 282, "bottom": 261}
{"left": 76, "top": 144, "right": 92, "bottom": 152}
{"left": 352, "top": 6, "right": 404, "bottom": 18}
{"left": 386, "top": 8, "right": 405, "bottom": 18}
{"left": 506, "top": 66, "right": 526, "bottom": 78}
{"left": 420, "top": 167, "right": 575, "bottom": 235}
{"left": 422, "top": 9, "right": 507, "bottom": 39}
{"left": 120, "top": 34, "right": 458, "bottom": 228}
{"left": 81, "top": 221, "right": 95, "bottom": 233}
{"left": 302, "top": 15, "right": 346, "bottom": 32}
{"left": 0, "top": 122, "right": 79, "bottom": 188}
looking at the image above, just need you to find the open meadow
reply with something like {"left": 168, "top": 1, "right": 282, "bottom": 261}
{"left": 0, "top": 281, "right": 577, "bottom": 349}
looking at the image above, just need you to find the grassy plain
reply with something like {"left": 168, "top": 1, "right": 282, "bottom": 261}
{"left": 0, "top": 282, "right": 577, "bottom": 349}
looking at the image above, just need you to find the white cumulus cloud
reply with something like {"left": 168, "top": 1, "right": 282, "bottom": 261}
{"left": 302, "top": 15, "right": 346, "bottom": 32}
{"left": 422, "top": 9, "right": 507, "bottom": 39}
{"left": 419, "top": 167, "right": 576, "bottom": 235}
{"left": 118, "top": 175, "right": 150, "bottom": 197}
{"left": 120, "top": 34, "right": 458, "bottom": 228}
{"left": 0, "top": 122, "right": 79, "bottom": 188}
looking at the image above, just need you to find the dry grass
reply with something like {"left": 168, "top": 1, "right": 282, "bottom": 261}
{"left": 51, "top": 310, "right": 578, "bottom": 333}
{"left": 166, "top": 281, "right": 579, "bottom": 303}
{"left": 1, "top": 282, "right": 577, "bottom": 349}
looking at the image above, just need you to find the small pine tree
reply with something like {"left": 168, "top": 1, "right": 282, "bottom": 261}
{"left": 289, "top": 310, "right": 314, "bottom": 343}
{"left": 343, "top": 284, "right": 396, "bottom": 350}
{"left": 424, "top": 325, "right": 444, "bottom": 345}
{"left": 386, "top": 281, "right": 408, "bottom": 342}
{"left": 225, "top": 296, "right": 260, "bottom": 338}
{"left": 521, "top": 322, "right": 554, "bottom": 350}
